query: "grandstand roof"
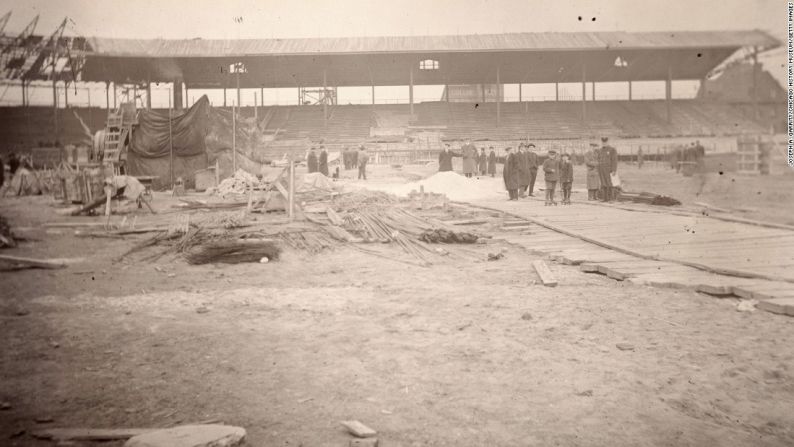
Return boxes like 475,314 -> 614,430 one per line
80,30 -> 779,88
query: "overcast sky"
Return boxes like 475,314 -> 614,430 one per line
0,0 -> 784,40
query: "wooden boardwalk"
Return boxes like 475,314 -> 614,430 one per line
469,199 -> 794,317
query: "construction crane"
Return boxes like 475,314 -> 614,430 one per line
0,11 -> 12,35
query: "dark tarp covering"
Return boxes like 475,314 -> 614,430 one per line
127,95 -> 273,190
127,96 -> 210,190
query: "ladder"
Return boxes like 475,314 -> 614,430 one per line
102,109 -> 128,174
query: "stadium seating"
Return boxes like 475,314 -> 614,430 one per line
0,99 -> 769,156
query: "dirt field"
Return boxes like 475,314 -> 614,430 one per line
1,163 -> 794,446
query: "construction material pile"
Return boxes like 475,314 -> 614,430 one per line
185,240 -> 280,265
419,228 -> 478,244
384,171 -> 502,202
211,169 -> 262,196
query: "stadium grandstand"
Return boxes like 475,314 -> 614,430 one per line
0,13 -> 783,161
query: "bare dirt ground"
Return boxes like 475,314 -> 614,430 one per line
1,163 -> 794,447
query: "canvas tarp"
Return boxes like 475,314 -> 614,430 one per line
127,96 -> 210,190
127,95 -> 271,190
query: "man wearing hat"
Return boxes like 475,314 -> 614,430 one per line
487,146 -> 497,177
502,147 -> 520,200
598,136 -> 618,202
438,143 -> 459,172
584,142 -> 601,200
319,146 -> 329,176
357,145 -> 369,180
307,147 -> 319,174
461,138 -> 478,178
478,147 -> 488,176
516,143 -> 530,197
526,143 -> 539,196
542,150 -> 560,205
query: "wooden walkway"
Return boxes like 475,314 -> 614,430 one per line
469,199 -> 794,317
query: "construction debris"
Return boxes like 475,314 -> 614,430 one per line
340,420 -> 377,438
418,228 -> 478,243
210,169 -> 262,196
0,254 -> 66,270
532,260 -> 558,287
617,191 -> 681,206
184,240 -> 280,265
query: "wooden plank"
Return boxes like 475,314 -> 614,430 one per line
756,298 -> 794,316
340,421 -> 377,438
0,255 -> 66,269
32,428 -> 154,441
533,260 -> 558,287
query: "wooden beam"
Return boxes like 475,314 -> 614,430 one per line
323,68 -> 328,126
409,67 -> 414,115
32,428 -> 154,442
496,65 -> 501,127
0,254 -> 66,269
532,260 -> 558,287
581,63 -> 586,123
666,64 -> 672,123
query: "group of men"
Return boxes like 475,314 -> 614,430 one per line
438,139 -> 497,177
306,146 -> 329,176
583,137 -> 619,202
501,142 -> 540,200
503,136 -> 619,204
669,140 -> 705,173
307,145 -> 369,180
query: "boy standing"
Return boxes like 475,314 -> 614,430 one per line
542,150 -> 559,206
559,153 -> 573,205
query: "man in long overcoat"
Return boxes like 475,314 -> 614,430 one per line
598,136 -> 618,202
584,142 -> 601,200
487,147 -> 496,177
516,144 -> 530,197
319,146 -> 329,176
438,143 -> 459,172
502,147 -> 520,200
461,139 -> 478,178
307,147 -> 319,173
526,143 -> 539,196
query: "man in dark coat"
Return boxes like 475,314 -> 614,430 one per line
598,136 -> 618,202
461,138 -> 478,178
307,147 -> 319,173
487,147 -> 496,177
0,155 -> 4,188
438,143 -> 459,172
319,146 -> 329,176
502,147 -> 520,200
478,148 -> 487,176
559,153 -> 573,205
516,144 -> 530,197
526,143 -> 539,196
584,143 -> 601,200
357,145 -> 368,180
8,152 -> 19,175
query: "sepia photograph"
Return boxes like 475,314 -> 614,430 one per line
0,0 -> 791,445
